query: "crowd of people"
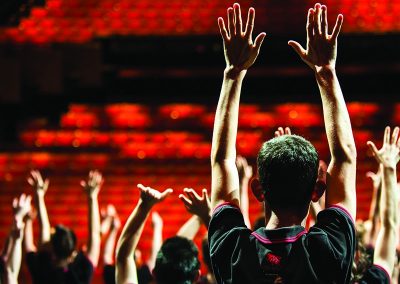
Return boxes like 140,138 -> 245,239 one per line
1,3 -> 400,284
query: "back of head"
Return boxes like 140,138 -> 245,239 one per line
51,225 -> 77,260
153,236 -> 200,284
257,135 -> 319,215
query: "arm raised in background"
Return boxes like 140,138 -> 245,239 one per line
28,170 -> 51,246
367,126 -> 400,278
178,188 -> 211,239
102,205 -> 121,266
289,4 -> 356,219
365,168 -> 382,246
23,209 -> 37,253
211,3 -> 266,209
236,156 -> 253,228
116,184 -> 172,284
147,212 -> 163,272
81,170 -> 103,267
5,194 -> 32,284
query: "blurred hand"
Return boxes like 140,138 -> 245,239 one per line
367,126 -> 400,169
81,170 -> 104,198
274,127 -> 292,138
137,184 -> 173,208
179,188 -> 211,221
27,170 -> 49,196
13,193 -> 32,224
236,156 -> 253,181
366,168 -> 382,190
288,3 -> 343,72
218,3 -> 266,74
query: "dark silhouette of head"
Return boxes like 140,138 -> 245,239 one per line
153,236 -> 200,284
51,225 -> 77,260
255,135 -> 319,216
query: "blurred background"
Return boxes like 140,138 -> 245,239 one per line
0,0 -> 399,283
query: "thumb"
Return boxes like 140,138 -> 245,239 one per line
253,33 -> 266,53
288,40 -> 306,58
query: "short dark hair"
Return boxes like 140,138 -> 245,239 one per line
257,135 -> 319,214
153,236 -> 200,284
51,225 -> 77,259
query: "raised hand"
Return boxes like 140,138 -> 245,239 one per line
218,3 -> 266,74
27,170 -> 49,196
81,170 -> 104,198
13,194 -> 32,224
274,127 -> 292,138
288,3 -> 343,71
366,168 -> 382,190
236,156 -> 253,181
138,184 -> 173,208
367,126 -> 400,169
179,188 -> 211,223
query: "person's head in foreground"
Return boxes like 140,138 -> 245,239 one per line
51,224 -> 77,261
251,128 -> 325,222
153,236 -> 200,284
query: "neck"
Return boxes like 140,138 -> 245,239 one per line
265,209 -> 306,229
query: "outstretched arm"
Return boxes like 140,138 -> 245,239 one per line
367,126 -> 400,278
289,4 -> 356,219
81,170 -> 103,267
23,211 -> 37,253
211,3 -> 266,210
365,168 -> 382,246
5,194 -> 32,284
116,184 -> 173,284
28,170 -> 51,246
176,216 -> 202,240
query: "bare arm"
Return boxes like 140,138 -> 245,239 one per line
365,169 -> 382,246
23,215 -> 37,253
81,170 -> 103,267
368,126 -> 400,278
147,212 -> 163,272
236,156 -> 252,228
211,3 -> 266,210
28,170 -> 51,246
289,4 -> 356,219
176,216 -> 202,240
103,205 -> 121,265
6,194 -> 32,284
115,184 -> 172,284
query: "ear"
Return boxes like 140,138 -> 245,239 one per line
250,178 -> 264,202
311,160 -> 327,202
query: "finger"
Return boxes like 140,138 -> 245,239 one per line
202,189 -> 210,201
285,127 -> 291,135
253,32 -> 266,53
12,197 -> 18,209
274,131 -> 280,137
331,14 -> 343,39
218,17 -> 229,41
160,188 -> 173,199
186,188 -> 201,201
365,171 -> 376,179
306,8 -> 315,40
80,181 -> 86,188
25,195 -> 32,206
384,126 -> 390,145
391,127 -> 399,145
27,177 -> 34,186
314,3 -> 322,35
367,141 -> 380,160
288,41 -> 306,58
227,7 -> 235,37
179,194 -> 192,207
44,179 -> 49,190
278,127 -> 284,136
244,7 -> 255,39
233,3 -> 242,35
19,193 -> 26,205
321,5 -> 328,37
